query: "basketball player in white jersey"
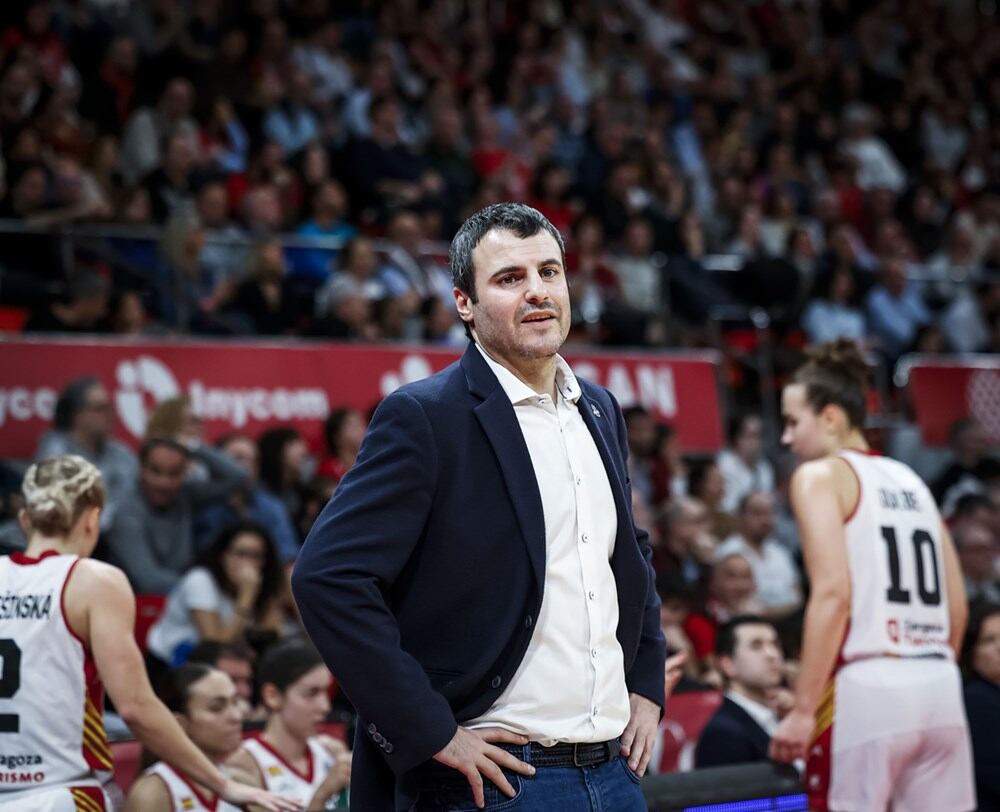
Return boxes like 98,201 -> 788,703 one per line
0,455 -> 300,812
769,340 -> 975,811
125,663 -> 260,811
228,640 -> 352,810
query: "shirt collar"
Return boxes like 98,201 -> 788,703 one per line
475,343 -> 581,405
725,689 -> 778,735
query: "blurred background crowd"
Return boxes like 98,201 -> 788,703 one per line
0,0 -> 999,805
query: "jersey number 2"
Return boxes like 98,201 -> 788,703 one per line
881,526 -> 941,606
0,638 -> 21,732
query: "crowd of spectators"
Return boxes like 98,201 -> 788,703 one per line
0,0 -> 997,368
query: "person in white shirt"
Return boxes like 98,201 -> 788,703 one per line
716,492 -> 802,618
717,414 -> 776,513
695,617 -> 784,767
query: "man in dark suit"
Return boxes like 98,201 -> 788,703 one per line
695,616 -> 784,768
291,203 -> 666,811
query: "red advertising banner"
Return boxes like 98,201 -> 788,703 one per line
0,338 -> 723,458
906,356 -> 1000,445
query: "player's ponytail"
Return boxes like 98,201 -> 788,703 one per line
21,455 -> 105,537
793,339 -> 868,429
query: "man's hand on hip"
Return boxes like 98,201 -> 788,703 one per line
433,726 -> 536,810
620,693 -> 660,776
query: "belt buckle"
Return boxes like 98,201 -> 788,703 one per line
572,742 -> 585,768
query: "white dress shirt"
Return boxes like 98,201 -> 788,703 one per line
465,345 -> 631,745
725,689 -> 778,736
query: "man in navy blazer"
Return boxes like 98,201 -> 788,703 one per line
292,203 -> 666,811
695,616 -> 783,768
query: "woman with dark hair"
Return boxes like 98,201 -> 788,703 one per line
146,521 -> 287,683
688,458 -> 734,541
317,408 -> 366,481
770,339 -> 973,811
125,665 -> 261,811
229,640 -> 352,808
258,426 -> 310,519
961,602 -> 1000,811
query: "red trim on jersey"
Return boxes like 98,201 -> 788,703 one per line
805,721 -> 834,811
252,734 -> 315,784
70,784 -> 108,811
148,771 -> 178,812
61,556 -> 88,648
9,549 -> 60,565
837,454 -> 863,524
173,766 -> 221,811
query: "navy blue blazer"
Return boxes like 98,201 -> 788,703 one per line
694,696 -> 772,769
291,343 -> 666,811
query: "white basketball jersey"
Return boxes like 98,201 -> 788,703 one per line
242,736 -> 335,803
0,551 -> 113,798
147,762 -> 242,812
838,450 -> 952,662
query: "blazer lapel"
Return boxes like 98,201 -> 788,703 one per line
463,346 -> 546,595
578,391 -> 630,542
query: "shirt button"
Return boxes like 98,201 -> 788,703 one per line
491,675 -> 502,688
581,533 -> 589,543
592,706 -> 599,716
575,476 -> 582,485
588,591 -> 595,600
591,648 -> 598,658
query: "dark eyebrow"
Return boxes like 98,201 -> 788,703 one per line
489,258 -> 563,280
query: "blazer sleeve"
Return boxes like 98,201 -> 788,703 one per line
609,390 -> 667,710
291,391 -> 457,774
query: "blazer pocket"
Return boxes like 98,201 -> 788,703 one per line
423,667 -> 462,690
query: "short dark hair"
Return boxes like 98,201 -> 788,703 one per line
160,663 -> 216,716
727,413 -> 760,445
952,493 -> 995,521
960,601 -> 1000,678
187,639 -> 255,668
139,435 -> 192,465
448,202 -> 565,302
54,376 -> 102,431
257,426 -> 301,492
258,639 -> 325,694
716,615 -> 775,658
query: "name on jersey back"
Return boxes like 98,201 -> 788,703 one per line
0,590 -> 53,621
878,488 -> 920,511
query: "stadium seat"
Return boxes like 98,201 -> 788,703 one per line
110,738 -> 143,794
657,690 -> 723,774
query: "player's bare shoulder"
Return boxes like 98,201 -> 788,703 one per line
790,455 -> 859,519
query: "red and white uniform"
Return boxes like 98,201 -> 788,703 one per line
806,451 -> 975,812
242,736 -> 335,804
0,551 -> 112,812
146,761 -> 242,812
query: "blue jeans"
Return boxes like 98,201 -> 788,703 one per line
409,744 -> 647,811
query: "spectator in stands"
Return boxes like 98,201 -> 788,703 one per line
258,426 -> 309,521
655,573 -> 696,671
694,616 -> 784,768
955,523 -> 1000,605
865,255 -> 931,362
348,96 -> 425,213
932,418 -> 1000,508
317,408 -> 366,482
35,376 -> 137,531
143,130 -> 200,223
227,238 -> 299,335
716,492 -> 802,619
610,217 -> 664,333
262,68 -> 321,158
24,270 -> 109,333
292,179 -> 357,285
123,664 -> 260,811
685,552 -> 762,666
187,639 -> 259,719
961,602 -> 1000,812
717,413 -> 776,513
145,520 -> 286,684
382,209 -> 452,305
688,459 -> 735,541
196,181 -> 246,293
941,280 -> 1000,356
196,433 -> 300,564
655,496 -> 716,593
623,406 -> 659,507
228,640 -> 352,808
801,266 -> 867,346
120,77 -> 198,184
105,435 -> 248,594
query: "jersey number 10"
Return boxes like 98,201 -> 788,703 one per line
881,526 -> 942,607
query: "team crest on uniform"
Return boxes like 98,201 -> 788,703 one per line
268,765 -> 283,776
181,797 -> 195,810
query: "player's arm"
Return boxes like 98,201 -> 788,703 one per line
68,562 -> 300,812
123,773 -> 172,812
770,459 -> 852,762
939,521 -> 969,658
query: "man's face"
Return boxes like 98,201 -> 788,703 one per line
735,416 -> 764,462
215,655 -> 254,705
958,524 -> 999,581
140,445 -> 188,509
712,554 -> 755,607
75,383 -> 114,441
198,185 -> 229,228
222,436 -> 258,484
672,500 -> 710,548
454,229 -> 570,366
740,493 -> 775,543
723,623 -> 783,692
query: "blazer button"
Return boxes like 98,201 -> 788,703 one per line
367,723 -> 377,735
524,615 -> 533,628
385,742 -> 394,754
374,732 -> 385,744
491,675 -> 502,688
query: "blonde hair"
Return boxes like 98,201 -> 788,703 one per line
22,455 -> 105,537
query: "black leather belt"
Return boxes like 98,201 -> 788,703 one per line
498,739 -> 621,768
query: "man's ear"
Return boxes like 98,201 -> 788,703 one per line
717,653 -> 736,682
453,287 -> 474,327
